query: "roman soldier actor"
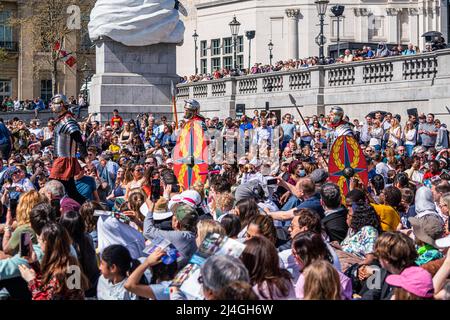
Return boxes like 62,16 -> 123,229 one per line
29,94 -> 87,204
183,99 -> 207,131
328,106 -> 353,143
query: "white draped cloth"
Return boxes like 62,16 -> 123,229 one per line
89,0 -> 185,46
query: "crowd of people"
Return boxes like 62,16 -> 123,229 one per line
0,99 -> 449,301
180,40 -> 446,83
1,94 -> 87,118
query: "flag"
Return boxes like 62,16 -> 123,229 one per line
53,41 -> 61,52
60,50 -> 77,67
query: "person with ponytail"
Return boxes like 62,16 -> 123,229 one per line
97,244 -> 141,300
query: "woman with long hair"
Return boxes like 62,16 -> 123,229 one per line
241,236 -> 295,300
106,167 -> 126,209
79,201 -> 105,248
403,120 -> 417,157
234,198 -> 260,239
119,122 -> 134,148
124,163 -> 145,200
245,215 -> 277,245
18,223 -> 89,300
303,260 -> 341,300
60,211 -> 100,298
332,202 -> 381,265
2,190 -> 47,256
292,231 -> 352,300
388,117 -> 402,148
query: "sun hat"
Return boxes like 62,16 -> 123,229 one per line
408,214 -> 444,247
152,197 -> 173,221
385,266 -> 434,298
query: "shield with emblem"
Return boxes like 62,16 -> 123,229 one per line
173,119 -> 209,190
328,135 -> 368,199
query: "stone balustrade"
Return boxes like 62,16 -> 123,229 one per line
176,49 -> 450,121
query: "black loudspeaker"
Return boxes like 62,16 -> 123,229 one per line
407,108 -> 418,118
265,102 -> 270,111
236,104 -> 245,118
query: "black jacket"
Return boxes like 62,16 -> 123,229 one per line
321,207 -> 348,243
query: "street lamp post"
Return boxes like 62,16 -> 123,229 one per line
229,16 -> 241,70
80,62 -> 92,102
245,30 -> 255,73
193,30 -> 199,75
315,0 -> 330,65
268,40 -> 274,66
331,5 -> 345,58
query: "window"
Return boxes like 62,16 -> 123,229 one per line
211,57 -> 221,73
0,11 -> 13,49
211,39 -> 220,56
223,56 -> 232,70
237,55 -> 244,70
0,80 -> 11,101
369,16 -> 384,39
40,80 -> 52,104
237,36 -> 244,53
223,37 -> 232,54
201,59 -> 207,74
200,40 -> 207,57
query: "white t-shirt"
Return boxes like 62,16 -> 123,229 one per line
300,124 -> 313,142
96,275 -> 137,300
30,128 -> 44,140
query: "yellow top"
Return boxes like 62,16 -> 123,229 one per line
108,144 -> 121,161
371,203 -> 401,232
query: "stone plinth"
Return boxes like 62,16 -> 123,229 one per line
89,37 -> 179,122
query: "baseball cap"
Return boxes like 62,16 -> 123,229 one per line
168,190 -> 202,210
436,234 -> 450,248
173,204 -> 198,222
386,266 -> 434,298
409,214 -> 444,247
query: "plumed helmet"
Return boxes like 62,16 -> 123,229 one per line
330,106 -> 344,125
184,99 -> 200,111
51,94 -> 69,107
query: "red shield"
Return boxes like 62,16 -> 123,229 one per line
328,135 -> 368,199
173,120 -> 209,190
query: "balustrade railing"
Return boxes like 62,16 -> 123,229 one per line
176,50 -> 450,101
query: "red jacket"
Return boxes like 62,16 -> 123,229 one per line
111,115 -> 123,128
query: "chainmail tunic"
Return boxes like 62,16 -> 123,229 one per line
53,114 -> 81,158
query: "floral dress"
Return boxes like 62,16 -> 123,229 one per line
340,226 -> 379,259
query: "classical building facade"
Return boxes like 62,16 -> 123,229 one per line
0,0 -> 95,103
176,0 -> 449,77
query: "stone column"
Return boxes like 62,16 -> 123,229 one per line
285,9 -> 300,60
386,8 -> 401,44
440,0 -> 448,43
408,8 -> 419,49
354,8 -> 371,43
17,0 -> 35,100
418,2 -> 427,50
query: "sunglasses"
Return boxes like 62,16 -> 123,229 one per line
135,168 -> 144,172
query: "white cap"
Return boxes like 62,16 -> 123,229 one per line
168,190 -> 202,210
436,235 -> 450,249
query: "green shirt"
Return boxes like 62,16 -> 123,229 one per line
7,224 -> 37,255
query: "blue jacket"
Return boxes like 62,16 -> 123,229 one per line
296,193 -> 324,218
